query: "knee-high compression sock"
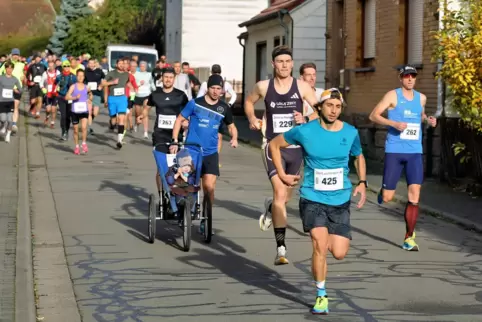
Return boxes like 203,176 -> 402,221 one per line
274,227 -> 286,248
404,201 -> 419,238
117,125 -> 125,142
315,280 -> 326,297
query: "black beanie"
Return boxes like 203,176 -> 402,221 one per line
207,74 -> 224,88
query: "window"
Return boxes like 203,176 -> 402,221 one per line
407,0 -> 424,64
356,0 -> 376,67
256,42 -> 267,82
274,36 -> 280,48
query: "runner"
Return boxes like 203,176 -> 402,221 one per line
369,65 -> 437,251
299,62 -> 324,115
102,58 -> 132,148
197,64 -> 237,165
269,88 -> 367,315
26,54 -> 46,119
148,67 -> 189,193
84,58 -> 105,135
40,61 -> 60,128
65,70 -> 92,154
172,61 -> 192,100
0,48 -> 26,133
0,61 -> 23,143
55,60 -> 77,141
170,74 -> 239,233
182,61 -> 201,97
127,60 -> 138,132
133,61 -> 155,135
244,45 -> 319,265
152,60 -> 164,88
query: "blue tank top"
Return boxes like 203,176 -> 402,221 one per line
385,88 -> 423,154
72,83 -> 88,102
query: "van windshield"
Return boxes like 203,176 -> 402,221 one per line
109,51 -> 157,72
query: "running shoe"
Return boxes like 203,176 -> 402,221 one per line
74,146 -> 80,155
81,143 -> 88,154
311,296 -> 329,315
11,124 -> 17,133
116,141 -> 123,149
377,188 -> 383,204
402,232 -> 419,251
259,197 -> 273,231
274,245 -> 289,265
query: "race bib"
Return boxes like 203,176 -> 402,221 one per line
113,87 -> 125,96
314,168 -> 344,191
68,100 -> 73,104
72,101 -> 88,113
47,84 -> 53,92
88,82 -> 97,91
2,89 -> 13,99
157,114 -> 176,129
272,114 -> 294,133
400,123 -> 420,141
33,76 -> 42,83
166,154 -> 176,167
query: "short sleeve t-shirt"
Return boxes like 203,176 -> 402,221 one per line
105,70 -> 130,96
181,96 -> 233,156
284,121 -> 362,206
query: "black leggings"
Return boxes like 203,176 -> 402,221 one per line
58,98 -> 72,133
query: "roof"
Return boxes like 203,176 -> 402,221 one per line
238,0 -> 306,28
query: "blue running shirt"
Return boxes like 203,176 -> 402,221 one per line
284,121 -> 362,206
181,96 -> 233,156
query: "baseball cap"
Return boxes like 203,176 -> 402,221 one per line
62,60 -> 71,67
11,48 -> 20,55
211,64 -> 222,74
319,88 -> 344,104
399,65 -> 418,76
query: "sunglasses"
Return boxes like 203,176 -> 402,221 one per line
402,73 -> 417,79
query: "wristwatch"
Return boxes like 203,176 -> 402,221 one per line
304,116 -> 310,123
358,180 -> 367,188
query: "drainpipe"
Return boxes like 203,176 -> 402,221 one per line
278,9 -> 290,46
238,36 -> 246,113
435,2 -> 445,117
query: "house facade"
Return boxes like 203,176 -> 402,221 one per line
325,0 -> 442,176
238,0 -> 327,110
163,0 -> 268,81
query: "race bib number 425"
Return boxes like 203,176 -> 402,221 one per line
400,123 -> 420,141
158,114 -> 176,129
314,168 -> 344,191
272,114 -> 294,133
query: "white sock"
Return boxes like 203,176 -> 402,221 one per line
117,133 -> 123,142
316,281 -> 325,289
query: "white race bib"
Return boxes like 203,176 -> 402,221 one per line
88,82 -> 97,91
33,76 -> 42,83
400,123 -> 420,141
272,114 -> 294,133
47,84 -> 53,92
166,154 -> 176,167
314,168 -> 344,191
72,101 -> 88,113
158,114 -> 176,129
113,87 -> 125,96
2,89 -> 13,99
68,100 -> 73,104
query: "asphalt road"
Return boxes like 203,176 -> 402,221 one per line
30,109 -> 482,322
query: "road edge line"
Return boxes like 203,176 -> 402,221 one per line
15,110 -> 36,322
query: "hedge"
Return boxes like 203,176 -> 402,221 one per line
0,35 -> 51,57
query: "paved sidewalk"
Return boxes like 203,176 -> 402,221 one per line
0,118 -> 20,321
229,116 -> 482,232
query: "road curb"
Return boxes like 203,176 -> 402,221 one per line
223,132 -> 482,234
15,111 -> 37,322
349,177 -> 482,234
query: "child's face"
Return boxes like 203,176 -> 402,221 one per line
180,165 -> 191,173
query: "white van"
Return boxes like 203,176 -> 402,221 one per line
106,44 -> 158,72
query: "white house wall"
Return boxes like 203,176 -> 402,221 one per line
290,0 -> 326,89
164,0 -> 182,62
181,0 -> 268,80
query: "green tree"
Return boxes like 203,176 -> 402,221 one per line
47,0 -> 92,54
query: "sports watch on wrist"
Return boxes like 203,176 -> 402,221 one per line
358,180 -> 367,188
304,116 -> 310,123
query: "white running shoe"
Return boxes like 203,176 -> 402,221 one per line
259,197 -> 273,231
5,131 -> 11,143
274,245 -> 289,265
0,125 -> 6,135
11,124 -> 18,133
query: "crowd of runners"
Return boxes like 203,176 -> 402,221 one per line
0,45 -> 438,315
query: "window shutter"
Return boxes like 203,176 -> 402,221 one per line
408,0 -> 424,64
363,0 -> 376,59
